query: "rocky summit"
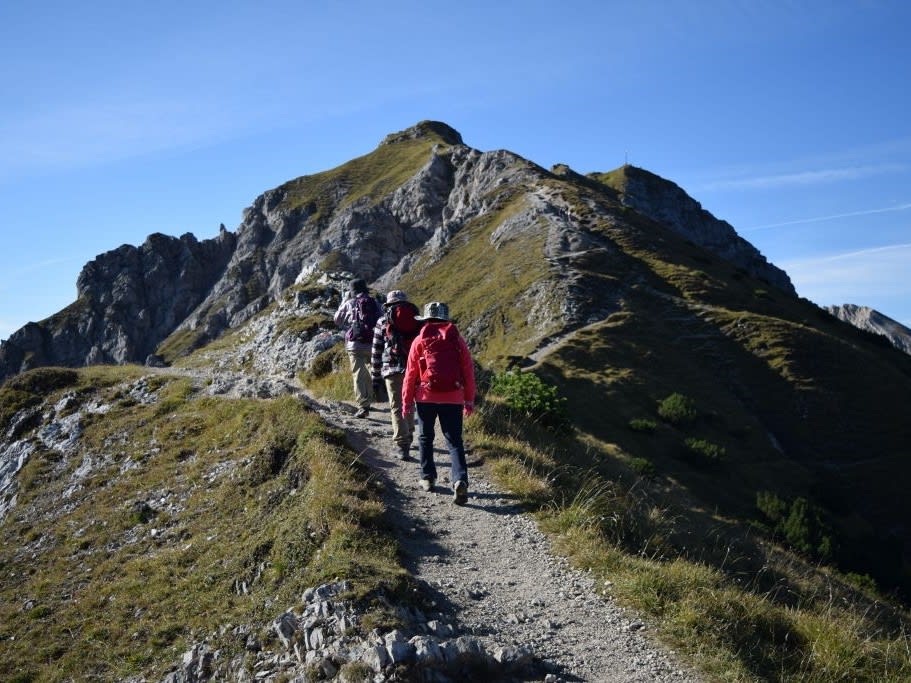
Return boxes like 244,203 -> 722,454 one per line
0,120 -> 793,379
2,121 -> 910,682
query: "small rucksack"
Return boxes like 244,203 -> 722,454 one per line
346,293 -> 381,344
417,322 -> 464,392
383,302 -> 421,372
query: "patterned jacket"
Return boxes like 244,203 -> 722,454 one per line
370,302 -> 421,380
370,315 -> 396,380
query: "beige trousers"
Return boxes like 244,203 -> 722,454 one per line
385,372 -> 414,449
346,349 -> 372,410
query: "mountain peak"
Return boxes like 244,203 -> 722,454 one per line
588,163 -> 678,195
380,120 -> 464,146
825,303 -> 911,355
587,164 -> 796,295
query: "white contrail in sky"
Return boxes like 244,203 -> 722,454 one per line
704,163 -> 906,192
794,242 -> 911,264
743,203 -> 911,231
782,243 -> 911,325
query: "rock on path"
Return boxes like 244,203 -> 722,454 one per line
315,399 -> 703,683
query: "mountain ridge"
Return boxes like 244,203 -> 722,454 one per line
0,121 -> 794,379
2,120 -> 910,681
4,123 -> 910,594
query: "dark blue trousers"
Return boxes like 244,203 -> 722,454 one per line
415,402 -> 468,486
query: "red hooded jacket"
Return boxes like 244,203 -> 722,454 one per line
401,322 -> 476,409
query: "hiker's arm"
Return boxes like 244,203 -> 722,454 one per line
333,300 -> 349,328
401,339 -> 421,416
370,320 -> 384,382
459,337 -> 476,405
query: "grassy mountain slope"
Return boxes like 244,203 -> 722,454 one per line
2,122 -> 909,681
0,367 -> 406,681
396,188 -> 557,361
279,131 -> 453,218
404,160 -> 911,595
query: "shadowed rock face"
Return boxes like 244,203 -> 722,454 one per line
825,304 -> 911,355
1,120 -> 793,381
585,165 -> 795,295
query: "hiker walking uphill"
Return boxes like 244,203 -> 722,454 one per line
370,290 -> 422,460
401,302 -> 476,505
334,278 -> 382,418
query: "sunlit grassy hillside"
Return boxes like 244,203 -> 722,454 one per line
0,367 -> 407,681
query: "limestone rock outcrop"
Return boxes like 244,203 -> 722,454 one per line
0,229 -> 235,379
825,303 -> 911,355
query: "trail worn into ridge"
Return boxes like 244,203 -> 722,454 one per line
309,396 -> 703,683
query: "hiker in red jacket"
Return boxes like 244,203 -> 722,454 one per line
401,302 -> 476,505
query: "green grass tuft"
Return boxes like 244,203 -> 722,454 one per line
628,418 -> 657,432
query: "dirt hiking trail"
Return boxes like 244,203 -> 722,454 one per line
311,395 -> 703,683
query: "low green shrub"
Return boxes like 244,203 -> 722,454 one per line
683,437 -> 725,463
756,492 -> 836,561
489,370 -> 569,431
657,393 -> 698,425
628,418 -> 657,432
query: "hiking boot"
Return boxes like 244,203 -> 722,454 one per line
355,408 -> 369,418
453,480 -> 468,505
396,446 -> 410,461
419,478 -> 435,492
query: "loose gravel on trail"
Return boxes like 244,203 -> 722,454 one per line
316,398 -> 703,683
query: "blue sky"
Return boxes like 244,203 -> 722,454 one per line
2,0 -> 909,340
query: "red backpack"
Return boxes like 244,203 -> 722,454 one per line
417,322 -> 464,392
383,302 -> 421,372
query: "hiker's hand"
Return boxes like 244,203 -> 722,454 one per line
463,402 -> 474,417
402,405 -> 414,420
